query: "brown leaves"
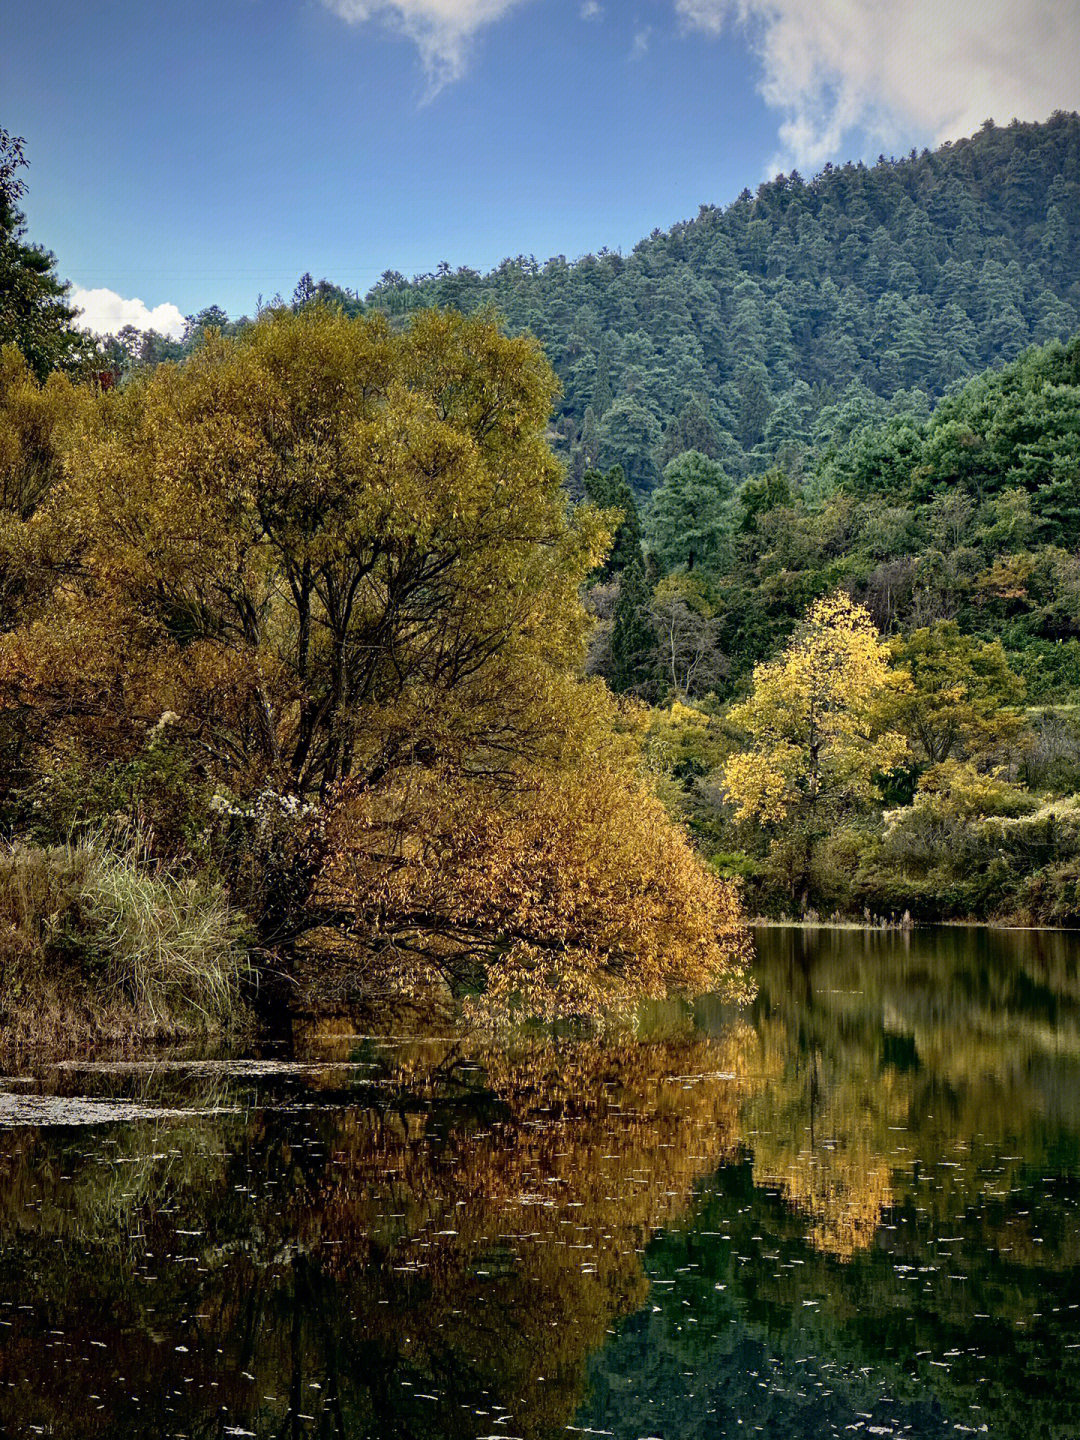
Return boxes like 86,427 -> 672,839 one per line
0,310 -> 751,1019
311,733 -> 751,1023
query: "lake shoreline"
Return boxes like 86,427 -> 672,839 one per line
752,916 -> 1080,933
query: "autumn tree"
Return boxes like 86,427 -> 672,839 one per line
0,345 -> 86,623
24,305 -> 604,802
314,733 -> 751,1023
0,305 -> 749,1018
722,594 -> 909,904
0,346 -> 92,818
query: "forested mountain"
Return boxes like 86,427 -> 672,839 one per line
362,113 -> 1080,492
128,115 -> 1080,497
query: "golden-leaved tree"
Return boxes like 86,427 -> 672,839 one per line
0,307 -> 748,1019
0,345 -> 87,623
722,593 -> 909,906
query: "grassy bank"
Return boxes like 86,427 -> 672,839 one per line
0,839 -> 253,1050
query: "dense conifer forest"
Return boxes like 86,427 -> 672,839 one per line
365,112 -> 1080,491
123,115 -> 1080,494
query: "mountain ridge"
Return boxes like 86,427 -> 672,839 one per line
355,113 -> 1080,492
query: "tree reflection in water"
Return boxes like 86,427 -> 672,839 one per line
0,1027 -> 758,1438
1,925 -> 1079,1438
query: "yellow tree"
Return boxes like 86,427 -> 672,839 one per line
0,344 -> 86,625
37,304 -> 607,798
0,346 -> 93,813
312,727 -> 752,1023
722,593 -> 909,904
0,306 -> 750,1017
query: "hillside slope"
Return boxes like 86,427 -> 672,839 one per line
365,114 -> 1080,492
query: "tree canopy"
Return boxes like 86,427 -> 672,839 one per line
723,593 -> 908,830
0,307 -> 748,1022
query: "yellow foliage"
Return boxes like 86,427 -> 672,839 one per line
6,305 -> 610,796
0,346 -> 88,624
909,758 -> 1032,818
314,729 -> 752,1023
0,309 -> 750,1018
643,698 -> 729,776
723,592 -> 909,826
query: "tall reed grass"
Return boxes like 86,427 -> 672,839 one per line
0,837 -> 252,1047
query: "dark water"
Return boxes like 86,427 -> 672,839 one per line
2,927 -> 1080,1439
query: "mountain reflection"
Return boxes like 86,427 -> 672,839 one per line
1,926 -> 1080,1438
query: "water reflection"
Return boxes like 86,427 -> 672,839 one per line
0,1031 -> 756,1438
0,926 -> 1078,1438
582,927 -> 1080,1439
744,925 -> 1080,1260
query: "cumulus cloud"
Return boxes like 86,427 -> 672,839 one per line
71,286 -> 186,339
675,0 -> 1080,171
322,0 -> 527,91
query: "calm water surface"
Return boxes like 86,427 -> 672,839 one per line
2,926 -> 1079,1438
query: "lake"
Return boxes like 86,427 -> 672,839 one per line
1,925 -> 1079,1438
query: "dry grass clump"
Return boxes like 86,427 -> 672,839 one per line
0,838 -> 251,1049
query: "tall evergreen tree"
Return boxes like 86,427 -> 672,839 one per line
0,129 -> 91,379
583,464 -> 642,579
610,561 -> 655,695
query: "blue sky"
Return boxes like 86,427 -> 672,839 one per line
6,0 -> 1079,334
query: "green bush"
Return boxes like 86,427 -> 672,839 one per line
1011,860 -> 1080,926
18,732 -> 214,858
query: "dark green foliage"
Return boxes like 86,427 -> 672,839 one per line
363,115 -> 1080,493
795,335 -> 1080,684
582,464 -> 641,578
606,335 -> 1080,697
645,451 -> 731,573
96,325 -> 185,378
609,561 -> 655,695
0,129 -> 93,380
636,332 -> 1080,922
17,734 -> 211,861
292,272 -> 365,317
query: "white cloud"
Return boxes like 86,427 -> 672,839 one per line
71,286 -> 186,339
580,1 -> 603,19
631,22 -> 652,57
675,0 -> 1080,171
322,0 -> 526,91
